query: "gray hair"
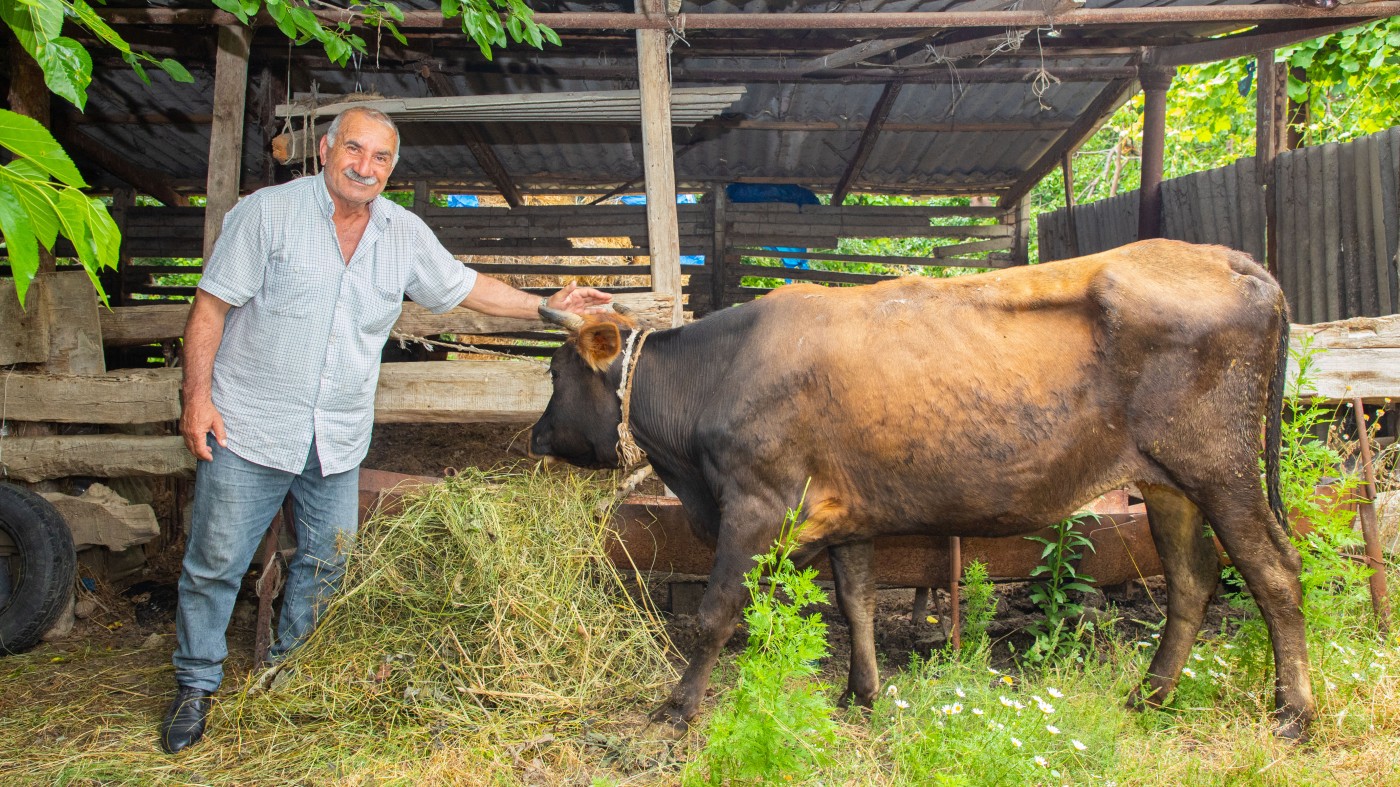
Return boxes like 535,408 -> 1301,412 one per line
324,106 -> 400,167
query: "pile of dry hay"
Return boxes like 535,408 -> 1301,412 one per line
227,468 -> 678,730
0,468 -> 681,783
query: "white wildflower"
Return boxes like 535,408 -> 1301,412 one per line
1034,755 -> 1049,767
886,684 -> 899,697
1010,736 -> 1023,748
1047,687 -> 1064,698
1046,724 -> 1060,735
895,699 -> 910,710
1072,739 -> 1087,751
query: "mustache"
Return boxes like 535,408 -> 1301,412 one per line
342,167 -> 379,187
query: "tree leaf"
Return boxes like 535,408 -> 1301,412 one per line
0,177 -> 41,307
39,37 -> 94,109
0,109 -> 87,187
3,164 -> 61,249
158,58 -> 194,84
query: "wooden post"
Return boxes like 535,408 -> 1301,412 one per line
636,0 -> 683,327
1061,152 -> 1081,259
1007,199 -> 1032,265
948,536 -> 962,651
1286,66 -> 1309,151
1353,398 -> 1391,633
104,188 -> 136,308
413,181 -> 430,216
1256,51 -> 1287,276
203,24 -> 254,259
1137,65 -> 1174,241
709,186 -> 728,315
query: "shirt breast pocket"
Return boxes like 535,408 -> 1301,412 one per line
362,282 -> 404,335
259,257 -> 322,317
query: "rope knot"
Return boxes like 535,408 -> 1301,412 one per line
615,328 -> 652,468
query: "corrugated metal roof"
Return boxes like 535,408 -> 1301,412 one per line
65,0 -> 1390,200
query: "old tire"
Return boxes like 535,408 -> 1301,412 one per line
0,483 -> 76,655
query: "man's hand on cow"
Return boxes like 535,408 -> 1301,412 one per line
180,397 -> 228,462
548,282 -> 612,315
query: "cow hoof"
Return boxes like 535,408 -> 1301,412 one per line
646,704 -> 692,736
1124,686 -> 1164,712
1273,715 -> 1311,743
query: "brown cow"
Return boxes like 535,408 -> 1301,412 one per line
531,239 -> 1312,739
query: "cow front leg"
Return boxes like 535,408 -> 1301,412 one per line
649,538 -> 760,731
828,540 -> 878,707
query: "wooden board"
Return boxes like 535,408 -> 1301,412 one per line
99,292 -> 677,347
0,277 -> 49,364
0,435 -> 193,482
0,368 -> 182,424
1291,315 -> 1400,403
374,360 -> 550,423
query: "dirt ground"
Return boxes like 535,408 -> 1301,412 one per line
50,422 -> 1209,700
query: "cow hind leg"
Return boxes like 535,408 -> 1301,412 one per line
828,540 -> 878,707
1127,485 -> 1220,711
1194,484 -> 1314,739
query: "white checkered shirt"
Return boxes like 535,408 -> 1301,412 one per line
198,173 -> 477,475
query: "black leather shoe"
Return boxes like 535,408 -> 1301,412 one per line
159,685 -> 213,754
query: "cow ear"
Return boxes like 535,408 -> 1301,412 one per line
577,321 -> 623,372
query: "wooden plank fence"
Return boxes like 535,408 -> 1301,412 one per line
1039,126 -> 1400,322
21,198 -> 1029,325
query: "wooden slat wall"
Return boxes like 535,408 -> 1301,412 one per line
1040,126 -> 1400,323
1038,192 -> 1138,262
82,200 -> 1025,319
1276,127 -> 1400,323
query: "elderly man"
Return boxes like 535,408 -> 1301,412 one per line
161,106 -> 611,753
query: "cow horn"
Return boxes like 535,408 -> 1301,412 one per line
612,302 -> 635,317
539,303 -> 584,331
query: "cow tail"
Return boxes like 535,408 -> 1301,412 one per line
1265,306 -> 1290,535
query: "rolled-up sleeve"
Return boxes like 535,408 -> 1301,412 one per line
403,219 -> 477,314
199,193 -> 268,307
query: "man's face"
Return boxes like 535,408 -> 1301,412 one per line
319,111 -> 397,208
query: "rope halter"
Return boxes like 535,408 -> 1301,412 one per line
614,327 -> 652,468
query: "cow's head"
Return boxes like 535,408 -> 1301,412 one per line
529,304 -> 638,469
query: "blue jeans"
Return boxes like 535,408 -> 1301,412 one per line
172,438 -> 359,692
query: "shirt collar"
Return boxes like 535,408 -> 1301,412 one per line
312,171 -> 391,229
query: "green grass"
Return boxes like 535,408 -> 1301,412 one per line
1,470 -> 1395,785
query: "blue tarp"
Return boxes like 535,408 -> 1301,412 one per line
619,194 -> 704,264
446,194 -> 478,208
724,184 -> 818,269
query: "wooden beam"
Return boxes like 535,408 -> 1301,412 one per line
832,83 -> 902,205
374,360 -> 549,423
51,119 -> 188,208
711,118 -> 1076,133
422,69 -> 523,208
1146,19 -> 1379,68
203,24 -> 253,259
636,0 -> 683,327
710,186 -> 728,314
0,436 -> 194,483
96,5 -> 1400,30
98,292 -> 677,346
998,78 -> 1137,208
0,369 -> 181,423
1256,51 -> 1287,276
1290,315 -> 1400,403
794,29 -> 943,74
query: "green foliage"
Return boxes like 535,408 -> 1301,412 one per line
958,560 -> 998,657
1283,19 -> 1400,142
0,0 -> 191,110
1021,513 -> 1098,664
686,507 -> 837,785
214,0 -> 557,63
0,110 -> 119,306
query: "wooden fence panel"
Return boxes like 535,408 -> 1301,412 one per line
1274,127 -> 1400,322
1042,127 -> 1400,321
